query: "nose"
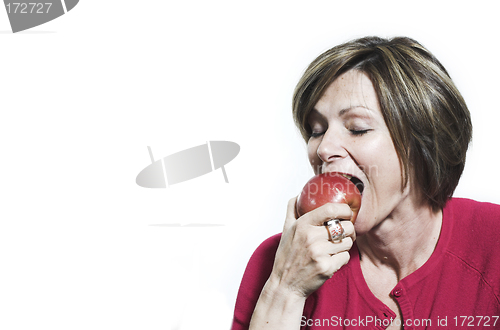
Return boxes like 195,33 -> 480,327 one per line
316,130 -> 348,163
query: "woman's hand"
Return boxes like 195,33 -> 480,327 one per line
267,196 -> 355,298
248,197 -> 356,329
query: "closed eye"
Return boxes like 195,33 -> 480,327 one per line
350,129 -> 370,136
310,131 -> 325,138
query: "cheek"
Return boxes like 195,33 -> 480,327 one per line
307,140 -> 322,173
365,139 -> 403,195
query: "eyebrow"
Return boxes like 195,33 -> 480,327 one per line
311,105 -> 372,118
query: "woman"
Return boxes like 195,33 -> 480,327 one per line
231,36 -> 500,329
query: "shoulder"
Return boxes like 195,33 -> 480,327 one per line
238,233 -> 281,283
445,197 -> 500,245
444,197 -> 500,235
444,198 -> 500,299
232,234 -> 281,329
250,233 -> 282,262
445,197 -> 500,219
240,233 -> 282,285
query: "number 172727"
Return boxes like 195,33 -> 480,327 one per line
453,316 -> 499,327
6,3 -> 52,14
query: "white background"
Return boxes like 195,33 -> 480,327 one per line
0,1 -> 499,329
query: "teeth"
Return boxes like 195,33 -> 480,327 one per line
341,173 -> 364,195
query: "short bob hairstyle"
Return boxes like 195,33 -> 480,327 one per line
293,36 -> 472,211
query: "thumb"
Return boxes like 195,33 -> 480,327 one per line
283,197 -> 298,232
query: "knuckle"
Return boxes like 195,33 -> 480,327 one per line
284,220 -> 298,236
295,218 -> 308,233
308,243 -> 323,259
315,259 -> 331,277
323,203 -> 338,217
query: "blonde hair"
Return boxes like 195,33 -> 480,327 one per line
293,36 -> 472,210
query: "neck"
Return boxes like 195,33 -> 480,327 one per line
356,198 -> 443,281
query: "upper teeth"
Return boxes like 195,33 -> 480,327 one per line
341,174 -> 352,179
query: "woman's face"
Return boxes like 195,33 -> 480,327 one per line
307,70 -> 410,234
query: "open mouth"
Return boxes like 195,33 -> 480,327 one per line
340,173 -> 364,195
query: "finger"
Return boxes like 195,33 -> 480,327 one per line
339,220 -> 356,241
327,236 -> 353,255
329,251 -> 351,274
316,251 -> 351,278
302,202 -> 353,226
283,197 -> 298,232
298,218 -> 356,249
312,236 -> 353,256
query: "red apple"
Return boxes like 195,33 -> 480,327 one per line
296,172 -> 362,223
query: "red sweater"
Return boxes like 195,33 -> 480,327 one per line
232,198 -> 500,329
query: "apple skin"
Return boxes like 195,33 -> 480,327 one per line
296,172 -> 362,223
